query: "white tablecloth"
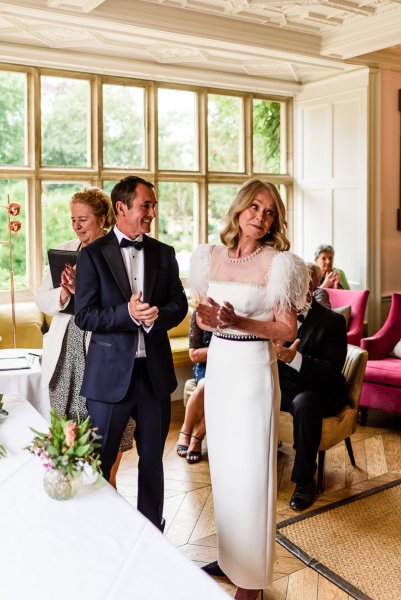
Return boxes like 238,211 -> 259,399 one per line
0,349 -> 50,419
0,395 -> 228,600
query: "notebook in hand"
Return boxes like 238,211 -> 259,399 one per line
47,249 -> 79,315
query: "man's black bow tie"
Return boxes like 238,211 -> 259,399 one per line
297,313 -> 305,324
120,238 -> 143,250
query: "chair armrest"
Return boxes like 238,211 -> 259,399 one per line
361,333 -> 392,360
361,293 -> 401,359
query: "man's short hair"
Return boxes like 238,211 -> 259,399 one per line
314,244 -> 334,261
111,176 -> 154,213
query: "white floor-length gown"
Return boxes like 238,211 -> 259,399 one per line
190,244 -> 308,590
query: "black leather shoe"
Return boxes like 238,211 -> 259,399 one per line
201,561 -> 226,577
289,480 -> 316,511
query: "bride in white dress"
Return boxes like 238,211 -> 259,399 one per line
190,179 -> 309,600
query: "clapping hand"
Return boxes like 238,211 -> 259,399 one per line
217,301 -> 238,329
196,297 -> 221,329
321,270 -> 340,289
129,291 -> 159,327
60,263 -> 76,305
197,298 -> 238,330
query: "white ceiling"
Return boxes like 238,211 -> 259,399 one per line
1,0 -> 401,93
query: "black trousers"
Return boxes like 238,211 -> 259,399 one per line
86,359 -> 171,530
281,390 -> 346,485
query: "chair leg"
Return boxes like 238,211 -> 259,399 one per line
358,406 -> 368,426
317,450 -> 325,494
345,437 -> 356,466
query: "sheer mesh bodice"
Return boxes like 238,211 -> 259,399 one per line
209,244 -> 276,286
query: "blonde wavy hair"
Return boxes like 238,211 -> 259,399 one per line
220,178 -> 290,251
70,187 -> 116,229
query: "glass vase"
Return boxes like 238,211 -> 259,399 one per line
43,468 -> 82,500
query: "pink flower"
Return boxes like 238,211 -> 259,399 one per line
64,422 -> 77,448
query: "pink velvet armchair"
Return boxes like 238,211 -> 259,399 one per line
326,288 -> 370,346
359,292 -> 401,424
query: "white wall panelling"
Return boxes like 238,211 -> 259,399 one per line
294,72 -> 369,290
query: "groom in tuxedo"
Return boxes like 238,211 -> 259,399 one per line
75,176 -> 188,530
274,266 -> 348,510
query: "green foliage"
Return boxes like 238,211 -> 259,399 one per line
158,182 -> 194,251
208,184 -> 238,244
253,100 -> 281,173
208,94 -> 242,172
26,408 -> 102,477
158,90 -> 196,170
103,84 -> 144,167
41,77 -> 89,167
0,71 -> 26,165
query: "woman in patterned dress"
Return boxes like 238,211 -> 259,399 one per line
190,179 -> 309,600
36,187 -> 134,487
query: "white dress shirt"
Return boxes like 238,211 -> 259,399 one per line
287,308 -> 310,372
114,225 -> 151,358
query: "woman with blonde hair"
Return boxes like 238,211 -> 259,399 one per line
36,187 -> 133,485
191,178 -> 309,599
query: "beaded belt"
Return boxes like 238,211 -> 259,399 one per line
213,331 -> 268,342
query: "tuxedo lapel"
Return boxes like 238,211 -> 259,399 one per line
101,231 -> 132,302
143,236 -> 159,303
297,300 -> 322,352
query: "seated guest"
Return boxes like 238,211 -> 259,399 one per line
306,262 -> 331,309
35,187 -> 134,487
273,265 -> 348,510
177,310 -> 212,464
314,244 -> 350,289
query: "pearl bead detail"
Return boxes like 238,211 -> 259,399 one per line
225,245 -> 263,264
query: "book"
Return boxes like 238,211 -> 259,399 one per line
47,249 -> 79,315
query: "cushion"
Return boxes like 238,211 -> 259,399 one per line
333,305 -> 352,327
167,308 -> 193,339
0,302 -> 44,349
389,339 -> 401,359
364,359 -> 401,387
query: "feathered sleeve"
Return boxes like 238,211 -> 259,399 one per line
190,243 -> 212,301
265,251 -> 310,313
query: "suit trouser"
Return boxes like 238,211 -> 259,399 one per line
281,390 -> 346,485
86,358 -> 171,530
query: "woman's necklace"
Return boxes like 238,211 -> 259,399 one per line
225,245 -> 263,264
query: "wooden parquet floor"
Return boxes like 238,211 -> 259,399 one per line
116,401 -> 401,600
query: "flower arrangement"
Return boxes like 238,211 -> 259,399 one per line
26,408 -> 102,477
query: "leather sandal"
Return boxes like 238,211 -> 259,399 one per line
177,431 -> 190,457
186,434 -> 203,464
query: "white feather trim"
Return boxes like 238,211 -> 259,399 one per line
265,251 -> 310,313
190,244 -> 212,300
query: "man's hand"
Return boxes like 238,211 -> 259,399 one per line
129,291 -> 159,327
272,338 -> 301,364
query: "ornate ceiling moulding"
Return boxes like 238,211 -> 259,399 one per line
46,0 -> 107,12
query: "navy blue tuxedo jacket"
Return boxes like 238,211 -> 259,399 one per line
74,230 -> 188,403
